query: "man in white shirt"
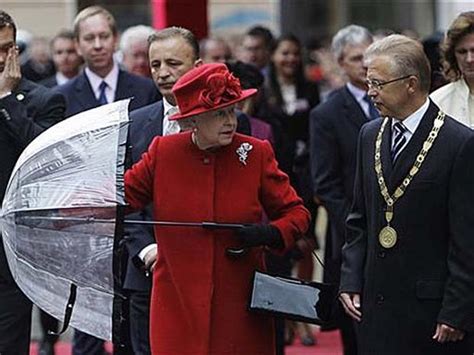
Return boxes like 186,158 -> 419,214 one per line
56,6 -> 158,118
339,34 -> 474,355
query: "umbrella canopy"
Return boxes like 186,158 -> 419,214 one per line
0,99 -> 130,341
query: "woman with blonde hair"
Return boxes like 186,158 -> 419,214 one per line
431,11 -> 474,126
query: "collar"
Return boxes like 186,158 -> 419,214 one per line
55,72 -> 72,86
455,77 -> 471,100
163,97 -> 177,116
85,61 -> 119,93
346,82 -> 367,102
392,98 -> 430,134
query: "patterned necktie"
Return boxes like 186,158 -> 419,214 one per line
98,81 -> 108,105
165,107 -> 180,136
363,94 -> 379,120
391,121 -> 407,161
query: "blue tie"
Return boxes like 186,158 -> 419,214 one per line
98,81 -> 108,105
391,122 -> 407,161
363,94 -> 379,120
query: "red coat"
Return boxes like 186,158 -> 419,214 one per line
125,132 -> 310,355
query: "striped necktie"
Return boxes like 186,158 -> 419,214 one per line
391,121 -> 407,161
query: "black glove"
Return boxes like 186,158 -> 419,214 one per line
237,224 -> 284,249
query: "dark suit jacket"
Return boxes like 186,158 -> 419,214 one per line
56,69 -> 159,117
124,101 -> 164,291
39,75 -> 58,88
0,78 -> 65,283
123,102 -> 252,291
310,86 -> 369,269
340,101 -> 474,354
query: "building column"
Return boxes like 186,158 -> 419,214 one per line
151,0 -> 208,39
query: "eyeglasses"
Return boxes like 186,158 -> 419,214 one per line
366,75 -> 414,91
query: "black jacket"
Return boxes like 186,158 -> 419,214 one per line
341,101 -> 474,354
56,69 -> 160,117
310,86 -> 369,266
0,78 -> 65,283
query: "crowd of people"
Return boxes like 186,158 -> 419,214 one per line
0,4 -> 473,355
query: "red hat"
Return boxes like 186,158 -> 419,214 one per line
170,63 -> 257,120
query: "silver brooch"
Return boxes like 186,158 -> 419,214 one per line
236,142 -> 253,165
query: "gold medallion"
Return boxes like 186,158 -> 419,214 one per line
379,226 -> 397,248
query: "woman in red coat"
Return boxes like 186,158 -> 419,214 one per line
125,63 -> 310,355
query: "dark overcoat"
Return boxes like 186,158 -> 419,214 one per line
0,78 -> 65,353
340,101 -> 474,354
310,86 -> 369,273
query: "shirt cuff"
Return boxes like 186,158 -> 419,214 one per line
138,243 -> 157,261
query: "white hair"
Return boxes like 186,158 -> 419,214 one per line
120,25 -> 155,53
331,24 -> 373,60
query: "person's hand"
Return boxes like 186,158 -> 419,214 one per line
237,224 -> 283,249
0,46 -> 21,96
143,245 -> 158,271
432,323 -> 465,343
339,292 -> 362,322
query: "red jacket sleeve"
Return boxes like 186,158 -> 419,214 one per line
124,136 -> 160,212
259,140 -> 311,250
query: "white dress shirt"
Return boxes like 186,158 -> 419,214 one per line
391,98 -> 429,158
85,62 -> 119,104
55,72 -> 72,86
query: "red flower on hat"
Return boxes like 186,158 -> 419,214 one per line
199,71 -> 242,108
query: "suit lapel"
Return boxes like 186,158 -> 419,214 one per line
342,87 -> 368,129
115,70 -> 133,102
74,72 -> 99,110
147,101 -> 164,137
389,101 -> 438,190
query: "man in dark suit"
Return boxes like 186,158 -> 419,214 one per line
41,30 -> 82,88
309,25 -> 374,355
56,6 -> 159,119
0,10 -> 66,355
339,35 -> 474,355
54,6 -> 159,355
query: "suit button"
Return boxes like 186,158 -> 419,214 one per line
378,251 -> 386,258
376,294 -> 384,305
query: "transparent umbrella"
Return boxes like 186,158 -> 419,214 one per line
0,99 -> 131,342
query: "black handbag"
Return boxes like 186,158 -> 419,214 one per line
219,222 -> 337,325
248,270 -> 337,325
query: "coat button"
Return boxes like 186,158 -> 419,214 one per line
376,294 -> 384,305
203,157 -> 210,164
378,251 -> 386,258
